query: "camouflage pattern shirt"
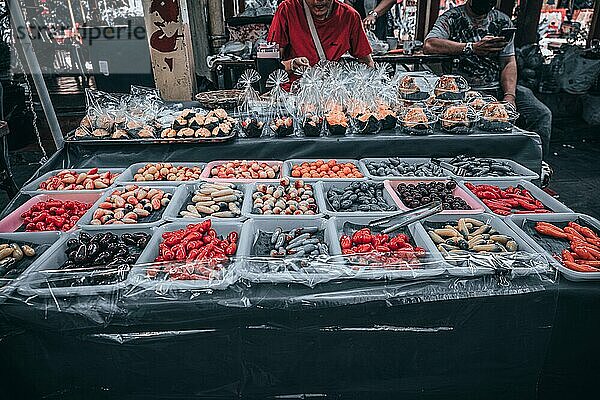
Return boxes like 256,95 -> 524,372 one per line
426,5 -> 515,89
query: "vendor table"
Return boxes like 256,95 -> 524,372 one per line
0,127 -> 573,399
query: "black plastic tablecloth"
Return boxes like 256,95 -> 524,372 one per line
1,278 -> 599,399
2,130 -> 594,400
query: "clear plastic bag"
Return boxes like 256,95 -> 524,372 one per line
294,67 -> 325,137
264,70 -> 294,138
235,69 -> 267,138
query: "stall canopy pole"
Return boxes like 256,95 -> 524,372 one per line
8,0 -> 64,150
207,0 -> 226,53
587,0 -> 600,46
416,0 -> 440,41
515,0 -> 543,47
498,0 -> 516,17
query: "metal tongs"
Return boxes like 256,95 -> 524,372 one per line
431,158 -> 466,177
368,201 -> 443,234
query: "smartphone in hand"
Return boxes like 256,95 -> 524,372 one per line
500,27 -> 517,42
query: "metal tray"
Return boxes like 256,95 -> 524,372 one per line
21,168 -> 124,194
458,179 -> 573,216
77,185 -> 176,230
505,213 -> 600,281
237,217 -> 347,284
385,179 -> 484,214
0,192 -> 103,233
130,220 -> 243,290
416,213 -> 550,277
115,162 -> 207,186
64,133 -> 236,145
282,159 -> 368,181
314,180 -> 399,217
0,231 -> 61,296
438,157 -> 539,181
241,181 -> 323,219
328,216 -> 446,280
359,157 -> 451,181
201,160 -> 284,182
17,227 -> 155,298
162,181 -> 248,223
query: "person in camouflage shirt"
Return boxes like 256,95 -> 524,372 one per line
424,0 -> 552,165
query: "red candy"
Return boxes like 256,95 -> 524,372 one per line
20,199 -> 91,232
150,220 -> 239,280
339,228 -> 426,268
38,168 -> 118,191
464,183 -> 550,216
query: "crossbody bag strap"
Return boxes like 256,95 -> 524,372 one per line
302,0 -> 327,61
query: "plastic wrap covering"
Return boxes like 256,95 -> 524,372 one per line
0,213 -> 556,318
73,88 -> 171,140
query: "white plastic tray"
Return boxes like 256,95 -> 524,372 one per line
21,168 -> 124,194
237,217 -> 347,284
18,227 -> 155,297
241,181 -> 323,219
416,213 -> 550,277
115,162 -> 206,185
282,159 -> 368,181
505,213 -> 600,281
385,179 -> 484,214
130,220 -> 243,290
314,180 -> 399,217
458,179 -> 573,215
77,185 -> 175,230
201,160 -> 283,182
359,158 -> 451,181
439,157 -> 539,181
162,181 -> 248,223
328,216 -> 447,280
0,231 -> 61,295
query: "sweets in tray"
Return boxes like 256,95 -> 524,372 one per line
4,155 -> 574,289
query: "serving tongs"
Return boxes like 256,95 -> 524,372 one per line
347,200 -> 443,234
431,158 -> 466,177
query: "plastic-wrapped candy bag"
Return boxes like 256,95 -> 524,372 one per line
294,66 -> 325,137
369,63 -> 398,130
76,89 -> 123,139
344,63 -> 381,135
265,69 -> 294,138
235,69 -> 266,138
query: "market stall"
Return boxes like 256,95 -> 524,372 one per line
0,64 -> 598,399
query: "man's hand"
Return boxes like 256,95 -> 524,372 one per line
363,14 -> 377,31
473,36 -> 508,56
503,93 -> 516,107
283,57 -> 310,73
291,57 -> 310,73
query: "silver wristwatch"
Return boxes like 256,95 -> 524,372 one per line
463,42 -> 474,54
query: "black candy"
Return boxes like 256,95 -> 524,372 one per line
327,181 -> 397,212
395,181 -> 471,211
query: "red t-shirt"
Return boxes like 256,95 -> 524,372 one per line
267,0 -> 372,67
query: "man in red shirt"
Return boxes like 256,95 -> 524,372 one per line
267,0 -> 374,80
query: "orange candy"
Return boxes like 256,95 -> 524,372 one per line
289,160 -> 362,179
